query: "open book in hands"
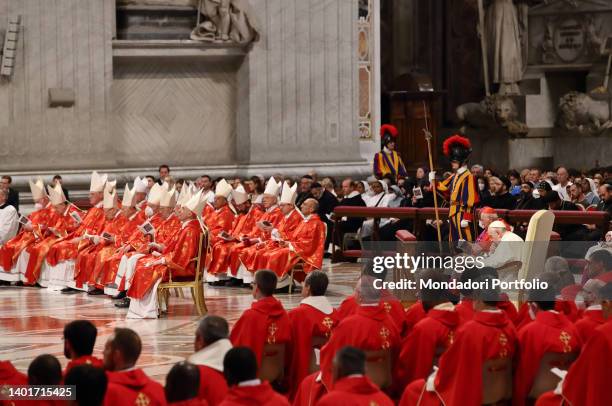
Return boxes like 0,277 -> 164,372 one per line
70,211 -> 83,225
218,231 -> 236,242
19,215 -> 31,227
101,232 -> 114,242
138,221 -> 155,236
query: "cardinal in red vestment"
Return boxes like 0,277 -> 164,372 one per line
237,182 -> 301,273
400,276 -> 517,406
126,190 -> 205,318
219,347 -> 290,406
0,360 -> 27,386
102,327 -> 167,406
249,199 -> 325,283
404,301 -> 427,334
189,315 -> 232,406
513,288 -> 582,406
165,361 -> 210,406
0,179 -> 53,273
575,304 -> 605,343
535,282 -> 612,406
203,179 -> 236,249
224,177 -> 285,282
205,185 -> 263,278
22,185 -> 81,285
46,172 -> 109,270
287,271 -> 338,399
396,270 -> 460,390
317,346 -> 393,406
319,276 -> 401,391
230,270 -> 291,366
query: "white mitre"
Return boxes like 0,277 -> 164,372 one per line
263,176 -> 281,196
279,181 -> 298,205
90,171 -> 108,193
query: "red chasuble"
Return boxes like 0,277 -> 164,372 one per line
219,381 -> 290,406
206,205 -> 264,276
197,365 -> 228,406
239,209 -> 303,273
513,310 -> 581,406
74,213 -> 129,288
229,296 -> 291,365
292,372 -> 327,406
399,310 -> 517,406
316,375 -> 394,406
204,204 -> 236,248
396,306 -> 460,388
127,219 -> 201,299
22,206 -> 81,284
169,399 -> 209,406
46,206 -> 106,266
0,204 -> 56,270
574,307 -> 605,343
404,301 -> 427,334
104,369 -> 167,406
540,320 -> 612,406
287,299 -> 339,398
455,295 -> 518,325
64,355 -> 104,375
0,360 -> 27,385
336,293 -> 407,337
227,207 -> 285,275
319,304 -> 401,390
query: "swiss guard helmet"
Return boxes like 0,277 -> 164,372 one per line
442,134 -> 472,165
380,124 -> 398,150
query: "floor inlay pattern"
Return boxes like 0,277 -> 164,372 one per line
0,261 -> 360,382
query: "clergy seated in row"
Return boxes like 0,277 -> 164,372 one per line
103,327 -> 166,405
399,275 -> 517,406
316,346 -> 393,406
0,188 -> 18,247
123,189 -> 206,318
536,282 -> 612,406
241,198 -> 326,292
165,362 -> 208,406
395,269 -> 459,390
108,182 -> 182,305
189,315 -> 232,406
287,271 -> 339,399
229,270 -> 291,384
233,181 -> 303,288
215,177 -> 285,285
0,179 -> 53,281
513,285 -> 582,406
63,320 -> 103,375
319,274 -> 401,394
204,184 -> 263,285
574,280 -> 607,342
220,347 -> 290,406
46,171 -> 109,293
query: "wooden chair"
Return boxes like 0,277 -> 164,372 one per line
528,352 -> 578,400
364,349 -> 392,390
259,343 -> 285,384
482,358 -> 512,404
157,232 -> 208,316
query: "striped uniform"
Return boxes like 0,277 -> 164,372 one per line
373,149 -> 408,181
436,168 -> 479,242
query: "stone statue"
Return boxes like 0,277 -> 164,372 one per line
456,95 -> 529,136
191,0 -> 259,44
485,0 -> 524,95
558,91 -> 612,134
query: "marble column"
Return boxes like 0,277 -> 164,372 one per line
237,0 -> 366,167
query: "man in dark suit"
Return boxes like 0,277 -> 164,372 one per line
310,182 -> 338,254
295,175 -> 314,208
482,176 -> 516,210
333,179 -> 366,250
1,176 -> 19,212
157,164 -> 170,185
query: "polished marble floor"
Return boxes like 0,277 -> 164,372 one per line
0,261 -> 359,382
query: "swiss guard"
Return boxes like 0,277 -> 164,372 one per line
430,134 -> 479,242
373,124 -> 408,181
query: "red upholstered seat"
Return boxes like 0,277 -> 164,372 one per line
395,230 -> 416,242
